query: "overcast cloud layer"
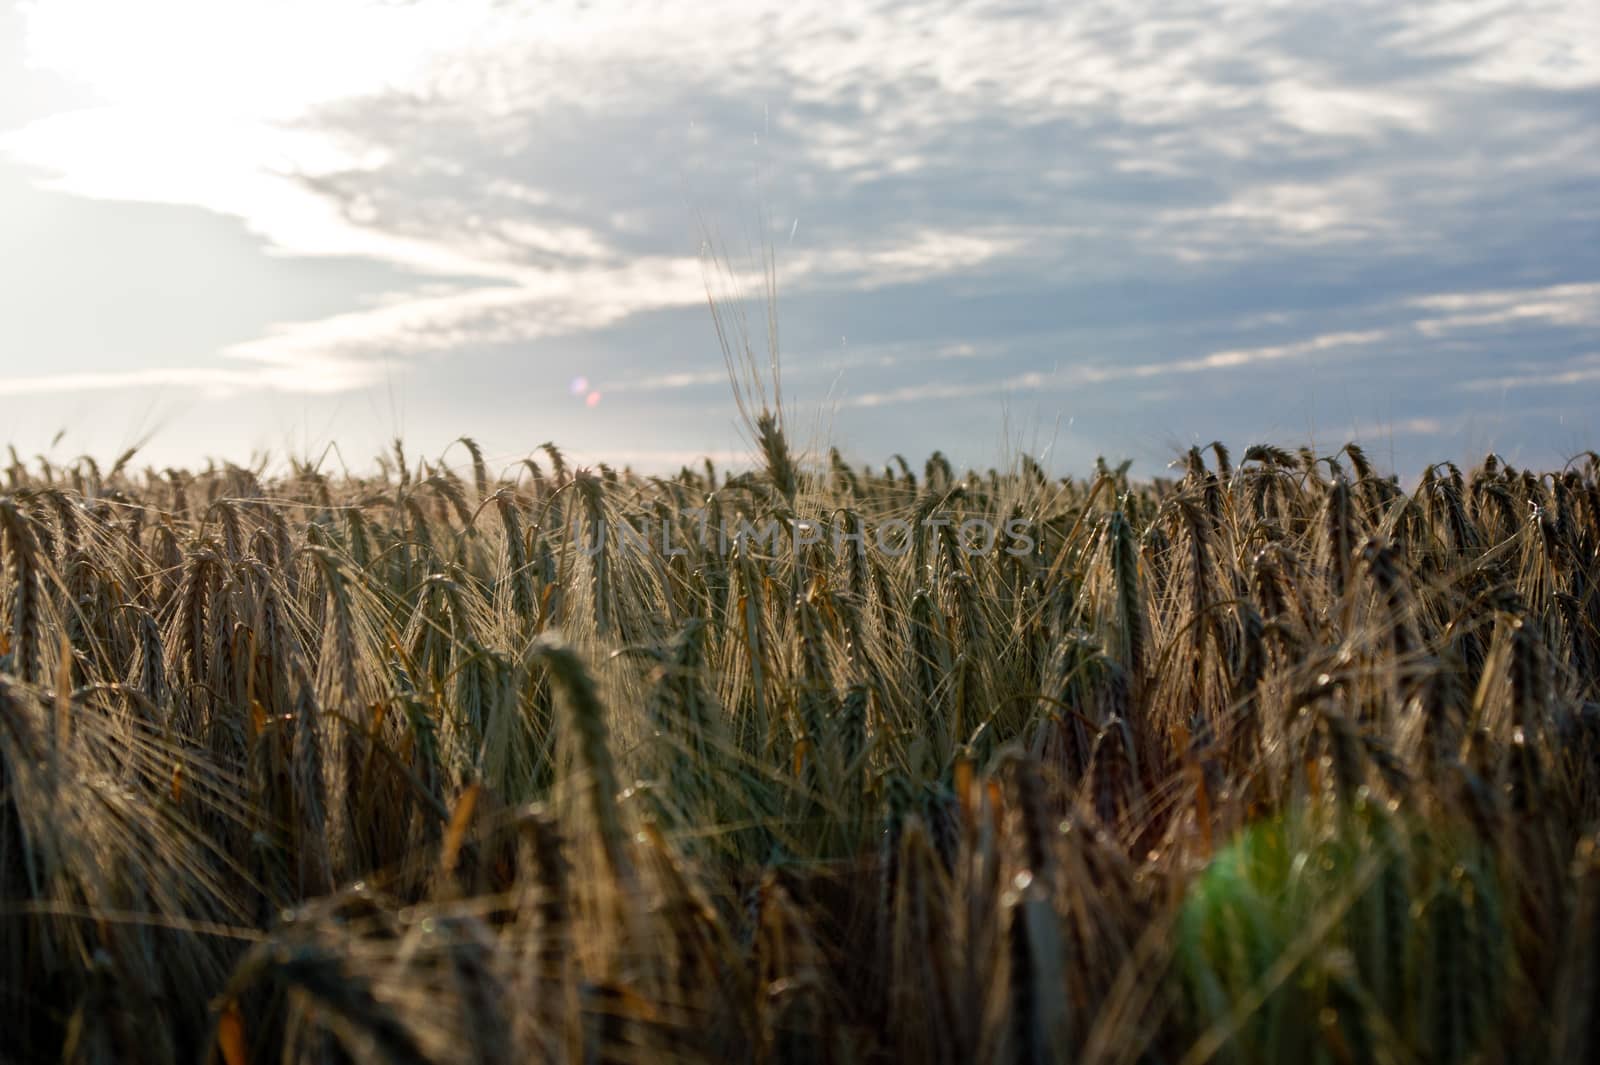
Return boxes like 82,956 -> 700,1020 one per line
1,0 -> 1598,475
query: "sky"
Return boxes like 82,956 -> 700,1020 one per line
1,0 -> 1598,479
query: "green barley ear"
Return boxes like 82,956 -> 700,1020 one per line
1321,476 -> 1357,600
793,592 -> 837,798
427,471 -> 474,531
534,442 -> 566,490
572,471 -> 612,634
755,410 -> 798,506
124,603 -> 166,709
457,435 -> 490,502
909,589 -> 954,765
1361,538 -> 1412,660
1085,716 -> 1141,837
1208,441 -> 1232,478
841,508 -> 870,603
528,634 -> 634,893
494,491 -> 535,624
643,618 -> 734,838
390,437 -> 410,489
1107,507 -> 1148,695
0,499 -> 42,684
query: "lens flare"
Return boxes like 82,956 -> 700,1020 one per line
586,390 -> 602,408
569,375 -> 589,396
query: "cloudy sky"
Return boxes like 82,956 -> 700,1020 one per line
1,0 -> 1597,477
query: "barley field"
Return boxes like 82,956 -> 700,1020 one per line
3,419 -> 1599,1062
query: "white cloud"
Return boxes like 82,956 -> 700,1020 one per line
1407,282 -> 1600,335
1385,1 -> 1600,90
842,328 -> 1395,408
1153,178 -> 1393,257
2,106 -> 526,279
12,0 -> 1594,286
0,363 -> 355,399
1458,353 -> 1600,391
1390,416 -> 1445,436
1155,330 -> 1391,375
217,257 -> 708,372
1267,82 -> 1437,140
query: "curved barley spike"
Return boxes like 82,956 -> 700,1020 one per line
833,508 -> 868,605
1241,443 -> 1298,470
1341,441 -> 1374,484
1206,441 -> 1231,479
0,498 -> 43,683
755,410 -> 799,506
391,438 -> 411,489
528,634 -> 635,894
1361,538 -> 1412,663
794,593 -> 837,795
895,452 -> 920,490
494,491 -> 536,624
540,442 -> 569,486
1321,477 -> 1357,601
457,436 -> 490,503
207,499 -> 244,562
908,590 -> 953,765
1084,715 -> 1141,837
427,473 -> 475,531
572,472 -> 612,635
342,505 -> 373,571
121,602 -> 167,711
35,488 -> 81,565
518,457 -> 546,500
1106,508 -> 1148,700
1249,544 -> 1290,627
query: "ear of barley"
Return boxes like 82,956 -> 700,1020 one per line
0,499 -> 43,684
